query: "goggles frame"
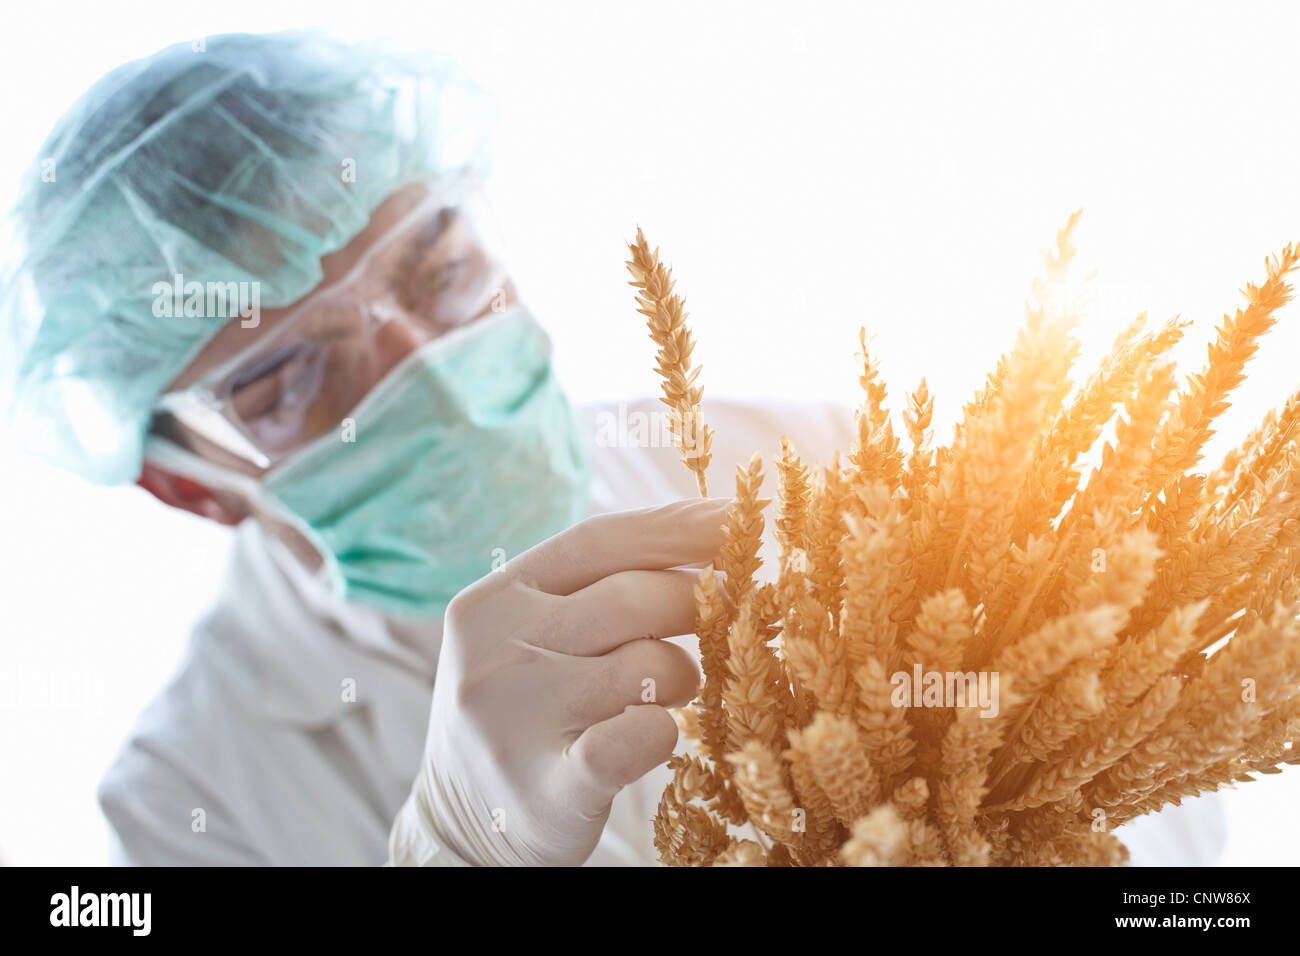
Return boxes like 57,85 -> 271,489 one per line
151,170 -> 503,472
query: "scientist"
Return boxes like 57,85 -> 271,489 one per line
1,31 -> 1220,866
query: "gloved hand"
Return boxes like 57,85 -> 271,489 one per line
388,497 -> 731,866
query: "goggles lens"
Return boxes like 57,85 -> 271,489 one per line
217,293 -> 380,459
154,181 -> 512,468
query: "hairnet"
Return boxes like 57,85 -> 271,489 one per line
0,31 -> 494,484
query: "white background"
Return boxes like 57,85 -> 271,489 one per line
1,0 -> 1299,864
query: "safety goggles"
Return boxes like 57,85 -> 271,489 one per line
151,174 -> 511,471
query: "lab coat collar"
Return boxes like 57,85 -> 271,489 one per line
196,521 -> 443,726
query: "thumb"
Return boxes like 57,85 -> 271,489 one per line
565,704 -> 679,817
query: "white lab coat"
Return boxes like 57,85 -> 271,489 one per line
99,397 -> 1223,866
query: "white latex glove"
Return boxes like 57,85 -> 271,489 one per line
388,497 -> 730,866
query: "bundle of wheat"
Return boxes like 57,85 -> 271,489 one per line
626,219 -> 1300,866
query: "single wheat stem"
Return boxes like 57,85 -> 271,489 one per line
626,227 -> 714,495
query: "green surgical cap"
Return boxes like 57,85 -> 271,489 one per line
0,31 -> 494,484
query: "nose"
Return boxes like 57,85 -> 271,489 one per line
372,310 -> 430,378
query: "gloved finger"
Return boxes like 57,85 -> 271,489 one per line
530,568 -> 699,655
564,638 -> 700,727
565,704 -> 679,814
502,498 -> 731,596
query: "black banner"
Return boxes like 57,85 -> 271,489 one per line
0,865 -> 1281,943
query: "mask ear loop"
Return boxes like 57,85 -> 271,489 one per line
142,434 -> 344,594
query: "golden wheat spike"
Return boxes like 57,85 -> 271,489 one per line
626,228 -> 713,496
630,222 -> 1300,866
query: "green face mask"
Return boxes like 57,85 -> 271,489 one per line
259,304 -> 590,617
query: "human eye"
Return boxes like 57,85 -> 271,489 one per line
229,342 -> 327,424
422,255 -> 469,294
401,244 -> 493,324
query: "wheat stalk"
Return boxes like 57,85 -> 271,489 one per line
626,228 -> 714,496
631,222 -> 1300,866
